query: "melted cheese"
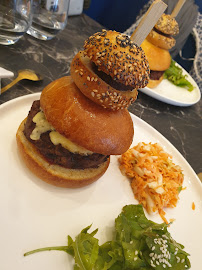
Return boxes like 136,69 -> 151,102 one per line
30,111 -> 93,155
49,131 -> 93,155
30,111 -> 54,140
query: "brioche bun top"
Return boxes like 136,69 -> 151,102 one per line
155,13 -> 179,36
83,29 -> 150,89
40,76 -> 134,155
141,39 -> 171,71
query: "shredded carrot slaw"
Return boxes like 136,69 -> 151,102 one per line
119,142 -> 184,223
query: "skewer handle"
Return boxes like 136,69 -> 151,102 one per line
130,0 -> 167,46
170,0 -> 186,18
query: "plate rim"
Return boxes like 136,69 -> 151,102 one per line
139,62 -> 201,106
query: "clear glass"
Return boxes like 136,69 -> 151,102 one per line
0,0 -> 33,45
27,0 -> 70,40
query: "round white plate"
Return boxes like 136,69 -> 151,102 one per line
0,93 -> 202,270
140,63 -> 201,106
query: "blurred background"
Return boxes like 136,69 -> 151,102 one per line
81,0 -> 201,86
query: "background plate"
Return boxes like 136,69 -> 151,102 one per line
140,63 -> 201,106
0,93 -> 202,269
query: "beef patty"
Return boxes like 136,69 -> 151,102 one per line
153,27 -> 172,38
150,70 -> 164,80
23,100 -> 109,169
92,62 -> 134,91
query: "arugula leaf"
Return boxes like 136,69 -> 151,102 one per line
95,241 -> 124,270
69,225 -> 99,270
24,205 -> 191,270
164,60 -> 194,92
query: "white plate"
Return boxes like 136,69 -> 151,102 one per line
139,63 -> 201,106
0,93 -> 202,270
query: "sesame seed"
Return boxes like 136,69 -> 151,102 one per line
87,76 -> 90,81
91,92 -> 95,97
176,257 -> 180,263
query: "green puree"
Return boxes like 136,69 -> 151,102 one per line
24,205 -> 191,270
164,60 -> 194,92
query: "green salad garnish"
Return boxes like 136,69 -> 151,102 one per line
164,60 -> 194,92
24,205 -> 191,269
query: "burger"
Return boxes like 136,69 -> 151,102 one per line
16,30 -> 150,188
141,39 -> 171,88
141,14 -> 179,88
146,13 -> 179,50
71,29 -> 150,110
16,76 -> 134,188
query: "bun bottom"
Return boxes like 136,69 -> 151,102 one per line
16,119 -> 110,188
146,30 -> 175,50
71,51 -> 138,111
147,75 -> 164,89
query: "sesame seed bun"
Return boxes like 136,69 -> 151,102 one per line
16,119 -> 110,188
155,14 -> 179,36
70,51 -> 138,110
83,29 -> 150,89
40,76 -> 134,155
141,39 -> 171,71
146,30 -> 176,50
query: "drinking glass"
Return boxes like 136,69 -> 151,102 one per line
0,0 -> 33,45
27,0 -> 70,40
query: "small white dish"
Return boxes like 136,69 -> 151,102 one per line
140,63 -> 201,106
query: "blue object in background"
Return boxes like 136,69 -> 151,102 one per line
84,0 -> 149,32
84,0 -> 201,32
